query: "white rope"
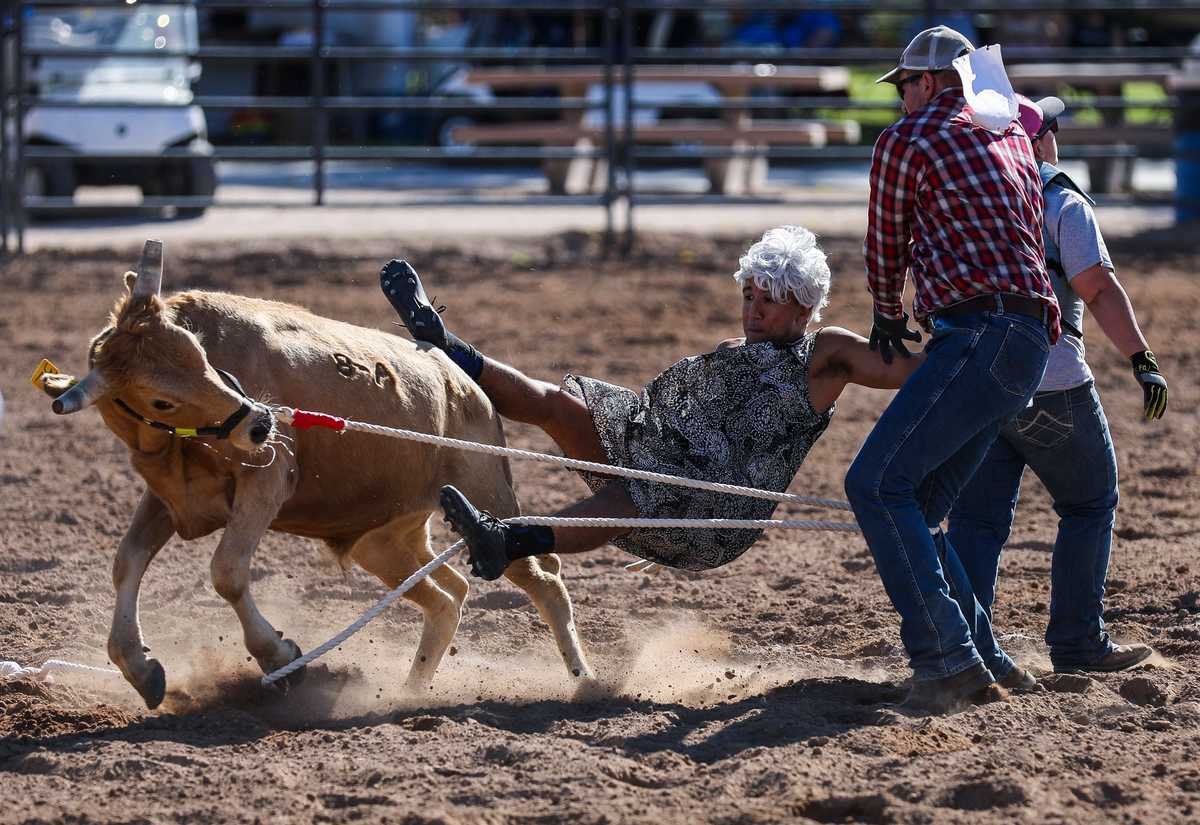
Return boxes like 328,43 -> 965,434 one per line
260,511 -> 856,683
258,409 -> 858,684
278,407 -> 853,513
11,413 -> 856,690
261,540 -> 464,686
1,659 -> 120,679
509,515 -> 860,531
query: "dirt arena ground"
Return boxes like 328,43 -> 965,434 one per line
1,231 -> 1198,824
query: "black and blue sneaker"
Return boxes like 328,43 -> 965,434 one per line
440,485 -> 512,581
380,259 -> 484,379
379,259 -> 448,347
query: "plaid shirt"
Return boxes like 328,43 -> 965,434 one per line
865,89 -> 1060,342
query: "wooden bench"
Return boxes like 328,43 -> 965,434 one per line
1008,62 -> 1176,192
456,64 -> 854,194
1045,123 -> 1173,191
451,119 -> 862,195
464,65 -> 852,97
1056,123 -> 1173,151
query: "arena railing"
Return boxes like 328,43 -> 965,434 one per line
0,0 -> 622,254
0,0 -> 1193,256
613,0 -> 1192,249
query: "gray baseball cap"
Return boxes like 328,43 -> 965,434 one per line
877,25 -> 976,85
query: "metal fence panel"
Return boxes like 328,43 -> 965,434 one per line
1,0 -> 1192,255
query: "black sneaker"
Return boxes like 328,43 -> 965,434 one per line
379,259 -> 447,348
1055,643 -> 1153,674
440,485 -> 511,581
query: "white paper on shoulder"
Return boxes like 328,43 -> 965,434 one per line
953,44 -> 1017,133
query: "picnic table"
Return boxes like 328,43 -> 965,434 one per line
456,65 -> 855,195
463,64 -> 851,100
1007,62 -> 1177,192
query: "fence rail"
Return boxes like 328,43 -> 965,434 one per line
1,0 -> 1193,255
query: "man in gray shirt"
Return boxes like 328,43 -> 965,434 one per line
947,95 -> 1169,675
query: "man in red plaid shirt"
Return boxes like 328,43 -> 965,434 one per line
844,25 -> 1061,712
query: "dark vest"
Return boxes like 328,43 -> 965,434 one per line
1039,161 -> 1092,339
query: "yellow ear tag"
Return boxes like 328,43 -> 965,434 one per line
30,358 -> 63,389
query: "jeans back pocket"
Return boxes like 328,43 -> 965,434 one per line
1012,391 -> 1074,449
989,319 -> 1050,397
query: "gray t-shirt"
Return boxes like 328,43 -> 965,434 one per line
1039,185 -> 1113,392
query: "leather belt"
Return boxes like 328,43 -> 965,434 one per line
930,293 -> 1050,330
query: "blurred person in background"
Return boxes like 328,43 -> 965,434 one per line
727,11 -> 842,49
904,13 -> 978,47
1071,12 -> 1114,49
845,25 -> 1058,712
947,94 -> 1168,676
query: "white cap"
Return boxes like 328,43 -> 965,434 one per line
877,25 -> 975,85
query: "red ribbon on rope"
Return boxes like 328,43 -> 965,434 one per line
289,409 -> 347,432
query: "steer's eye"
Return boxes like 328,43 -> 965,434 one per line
152,400 -> 175,411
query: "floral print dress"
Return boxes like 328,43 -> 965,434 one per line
561,331 -> 834,570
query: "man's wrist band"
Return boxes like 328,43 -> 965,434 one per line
1131,350 -> 1160,374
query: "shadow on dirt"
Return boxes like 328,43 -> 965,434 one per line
2,670 -> 905,771
482,676 -> 907,764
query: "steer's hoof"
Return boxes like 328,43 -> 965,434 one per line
571,675 -> 615,705
136,658 -> 167,710
273,639 -> 307,693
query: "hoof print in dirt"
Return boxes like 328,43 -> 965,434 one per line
1119,676 -> 1170,707
800,793 -> 890,823
1041,673 -> 1094,694
940,779 -> 1030,811
137,659 -> 167,710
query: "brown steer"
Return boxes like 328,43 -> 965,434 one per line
38,240 -> 592,708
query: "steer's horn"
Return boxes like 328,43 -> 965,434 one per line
51,371 -> 107,415
132,240 -> 164,298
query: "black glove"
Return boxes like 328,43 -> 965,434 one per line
1131,350 -> 1168,420
869,309 -> 923,364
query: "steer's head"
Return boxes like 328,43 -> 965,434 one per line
42,240 -> 276,455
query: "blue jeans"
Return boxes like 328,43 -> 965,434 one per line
947,381 -> 1118,670
845,310 -> 1050,681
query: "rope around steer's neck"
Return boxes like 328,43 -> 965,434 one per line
278,407 -> 853,513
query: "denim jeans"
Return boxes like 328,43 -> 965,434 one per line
947,380 -> 1118,670
845,310 -> 1050,681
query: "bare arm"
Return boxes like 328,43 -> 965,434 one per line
809,327 -> 924,410
1070,264 -> 1149,358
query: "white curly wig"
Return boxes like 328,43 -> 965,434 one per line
733,225 -> 831,322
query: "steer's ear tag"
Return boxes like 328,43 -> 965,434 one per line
29,358 -> 63,389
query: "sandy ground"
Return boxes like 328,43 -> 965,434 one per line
14,196 -> 1178,252
1,231 -> 1198,824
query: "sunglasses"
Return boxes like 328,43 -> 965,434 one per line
895,73 -> 925,94
1035,118 -> 1059,140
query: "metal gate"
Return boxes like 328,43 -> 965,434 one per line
1,0 -> 1192,256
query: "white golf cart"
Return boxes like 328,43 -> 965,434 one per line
21,3 -> 215,215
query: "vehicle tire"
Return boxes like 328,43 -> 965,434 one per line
177,156 -> 216,218
22,159 -> 76,218
157,156 -> 216,219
